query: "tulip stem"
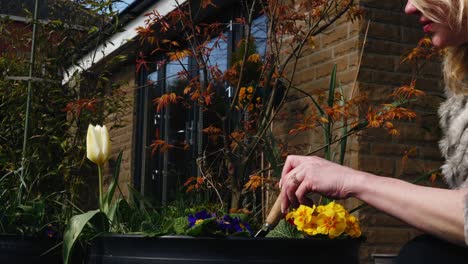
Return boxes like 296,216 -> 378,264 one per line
98,165 -> 103,212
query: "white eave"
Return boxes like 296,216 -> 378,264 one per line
63,0 -> 187,84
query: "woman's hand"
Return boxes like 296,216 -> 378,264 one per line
279,155 -> 362,213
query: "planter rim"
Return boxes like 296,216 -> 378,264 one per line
94,233 -> 364,243
0,234 -> 41,239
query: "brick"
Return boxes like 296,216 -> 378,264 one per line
398,123 -> 439,142
417,146 -> 443,161
371,71 -> 412,86
419,62 -> 442,78
365,39 -> 412,56
358,154 -> 396,176
394,158 -> 443,178
365,8 -> 403,26
308,48 -> 333,66
360,0 -> 405,11
361,53 -> 396,72
359,82 -> 396,101
337,69 -> 358,85
360,211 -> 408,227
333,36 -> 359,57
348,51 -> 360,68
294,67 -> 316,85
368,22 -> 401,42
314,56 -> 348,79
365,227 -> 413,244
321,24 -> 349,48
299,77 -> 330,95
370,142 -> 412,157
401,27 -> 424,44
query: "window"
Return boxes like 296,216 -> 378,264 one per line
135,7 -> 268,205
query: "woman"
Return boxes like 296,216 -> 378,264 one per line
280,0 -> 468,262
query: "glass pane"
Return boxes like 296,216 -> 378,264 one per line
166,57 -> 189,92
252,15 -> 268,57
206,34 -> 228,73
164,57 -> 191,202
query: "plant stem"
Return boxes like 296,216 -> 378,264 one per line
98,165 -> 103,212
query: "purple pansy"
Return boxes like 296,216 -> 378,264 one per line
217,215 -> 251,234
188,210 -> 214,227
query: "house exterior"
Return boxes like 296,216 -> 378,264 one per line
72,0 -> 445,263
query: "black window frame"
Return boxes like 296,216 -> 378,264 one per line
134,2 -> 268,205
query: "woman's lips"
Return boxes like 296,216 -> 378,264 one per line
423,23 -> 433,33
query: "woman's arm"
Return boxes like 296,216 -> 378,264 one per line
353,172 -> 467,246
280,155 -> 468,246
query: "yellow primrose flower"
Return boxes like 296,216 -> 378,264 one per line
287,201 -> 361,239
317,202 -> 346,218
292,205 -> 315,231
285,211 -> 295,221
345,214 -> 361,238
302,216 -> 319,236
247,86 -> 254,93
315,206 -> 347,239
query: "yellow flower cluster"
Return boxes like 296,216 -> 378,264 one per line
238,86 -> 261,111
285,202 -> 361,239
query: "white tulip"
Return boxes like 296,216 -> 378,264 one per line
86,124 -> 111,166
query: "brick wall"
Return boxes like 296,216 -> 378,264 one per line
104,64 -> 136,199
277,13 -> 361,170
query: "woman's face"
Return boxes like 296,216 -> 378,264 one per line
405,0 -> 468,47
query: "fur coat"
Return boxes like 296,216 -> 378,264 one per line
437,91 -> 468,245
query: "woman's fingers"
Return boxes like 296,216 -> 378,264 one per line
280,155 -> 302,188
281,167 -> 303,212
295,179 -> 313,205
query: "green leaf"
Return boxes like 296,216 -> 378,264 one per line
103,151 -> 123,214
325,64 -> 337,161
88,26 -> 99,35
339,83 -> 347,166
228,213 -> 249,222
327,64 -> 337,108
173,216 -> 189,234
107,198 -> 125,224
266,220 -> 303,238
186,218 -> 217,237
63,210 -> 108,264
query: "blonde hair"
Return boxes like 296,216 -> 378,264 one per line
411,0 -> 468,94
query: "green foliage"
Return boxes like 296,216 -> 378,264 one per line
0,0 -> 129,239
266,219 -> 304,239
172,217 -> 189,234
63,209 -> 108,264
186,218 -> 218,237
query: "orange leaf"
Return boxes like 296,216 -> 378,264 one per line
167,49 -> 192,61
247,53 -> 261,63
186,185 -> 195,193
196,177 -> 204,185
184,177 -> 195,187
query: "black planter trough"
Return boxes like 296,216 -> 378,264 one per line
0,234 -> 61,264
87,234 -> 361,264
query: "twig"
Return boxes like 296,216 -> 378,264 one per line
350,19 -> 371,99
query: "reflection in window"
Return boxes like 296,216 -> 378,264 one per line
252,15 -> 267,57
205,34 -> 228,73
166,58 -> 189,91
